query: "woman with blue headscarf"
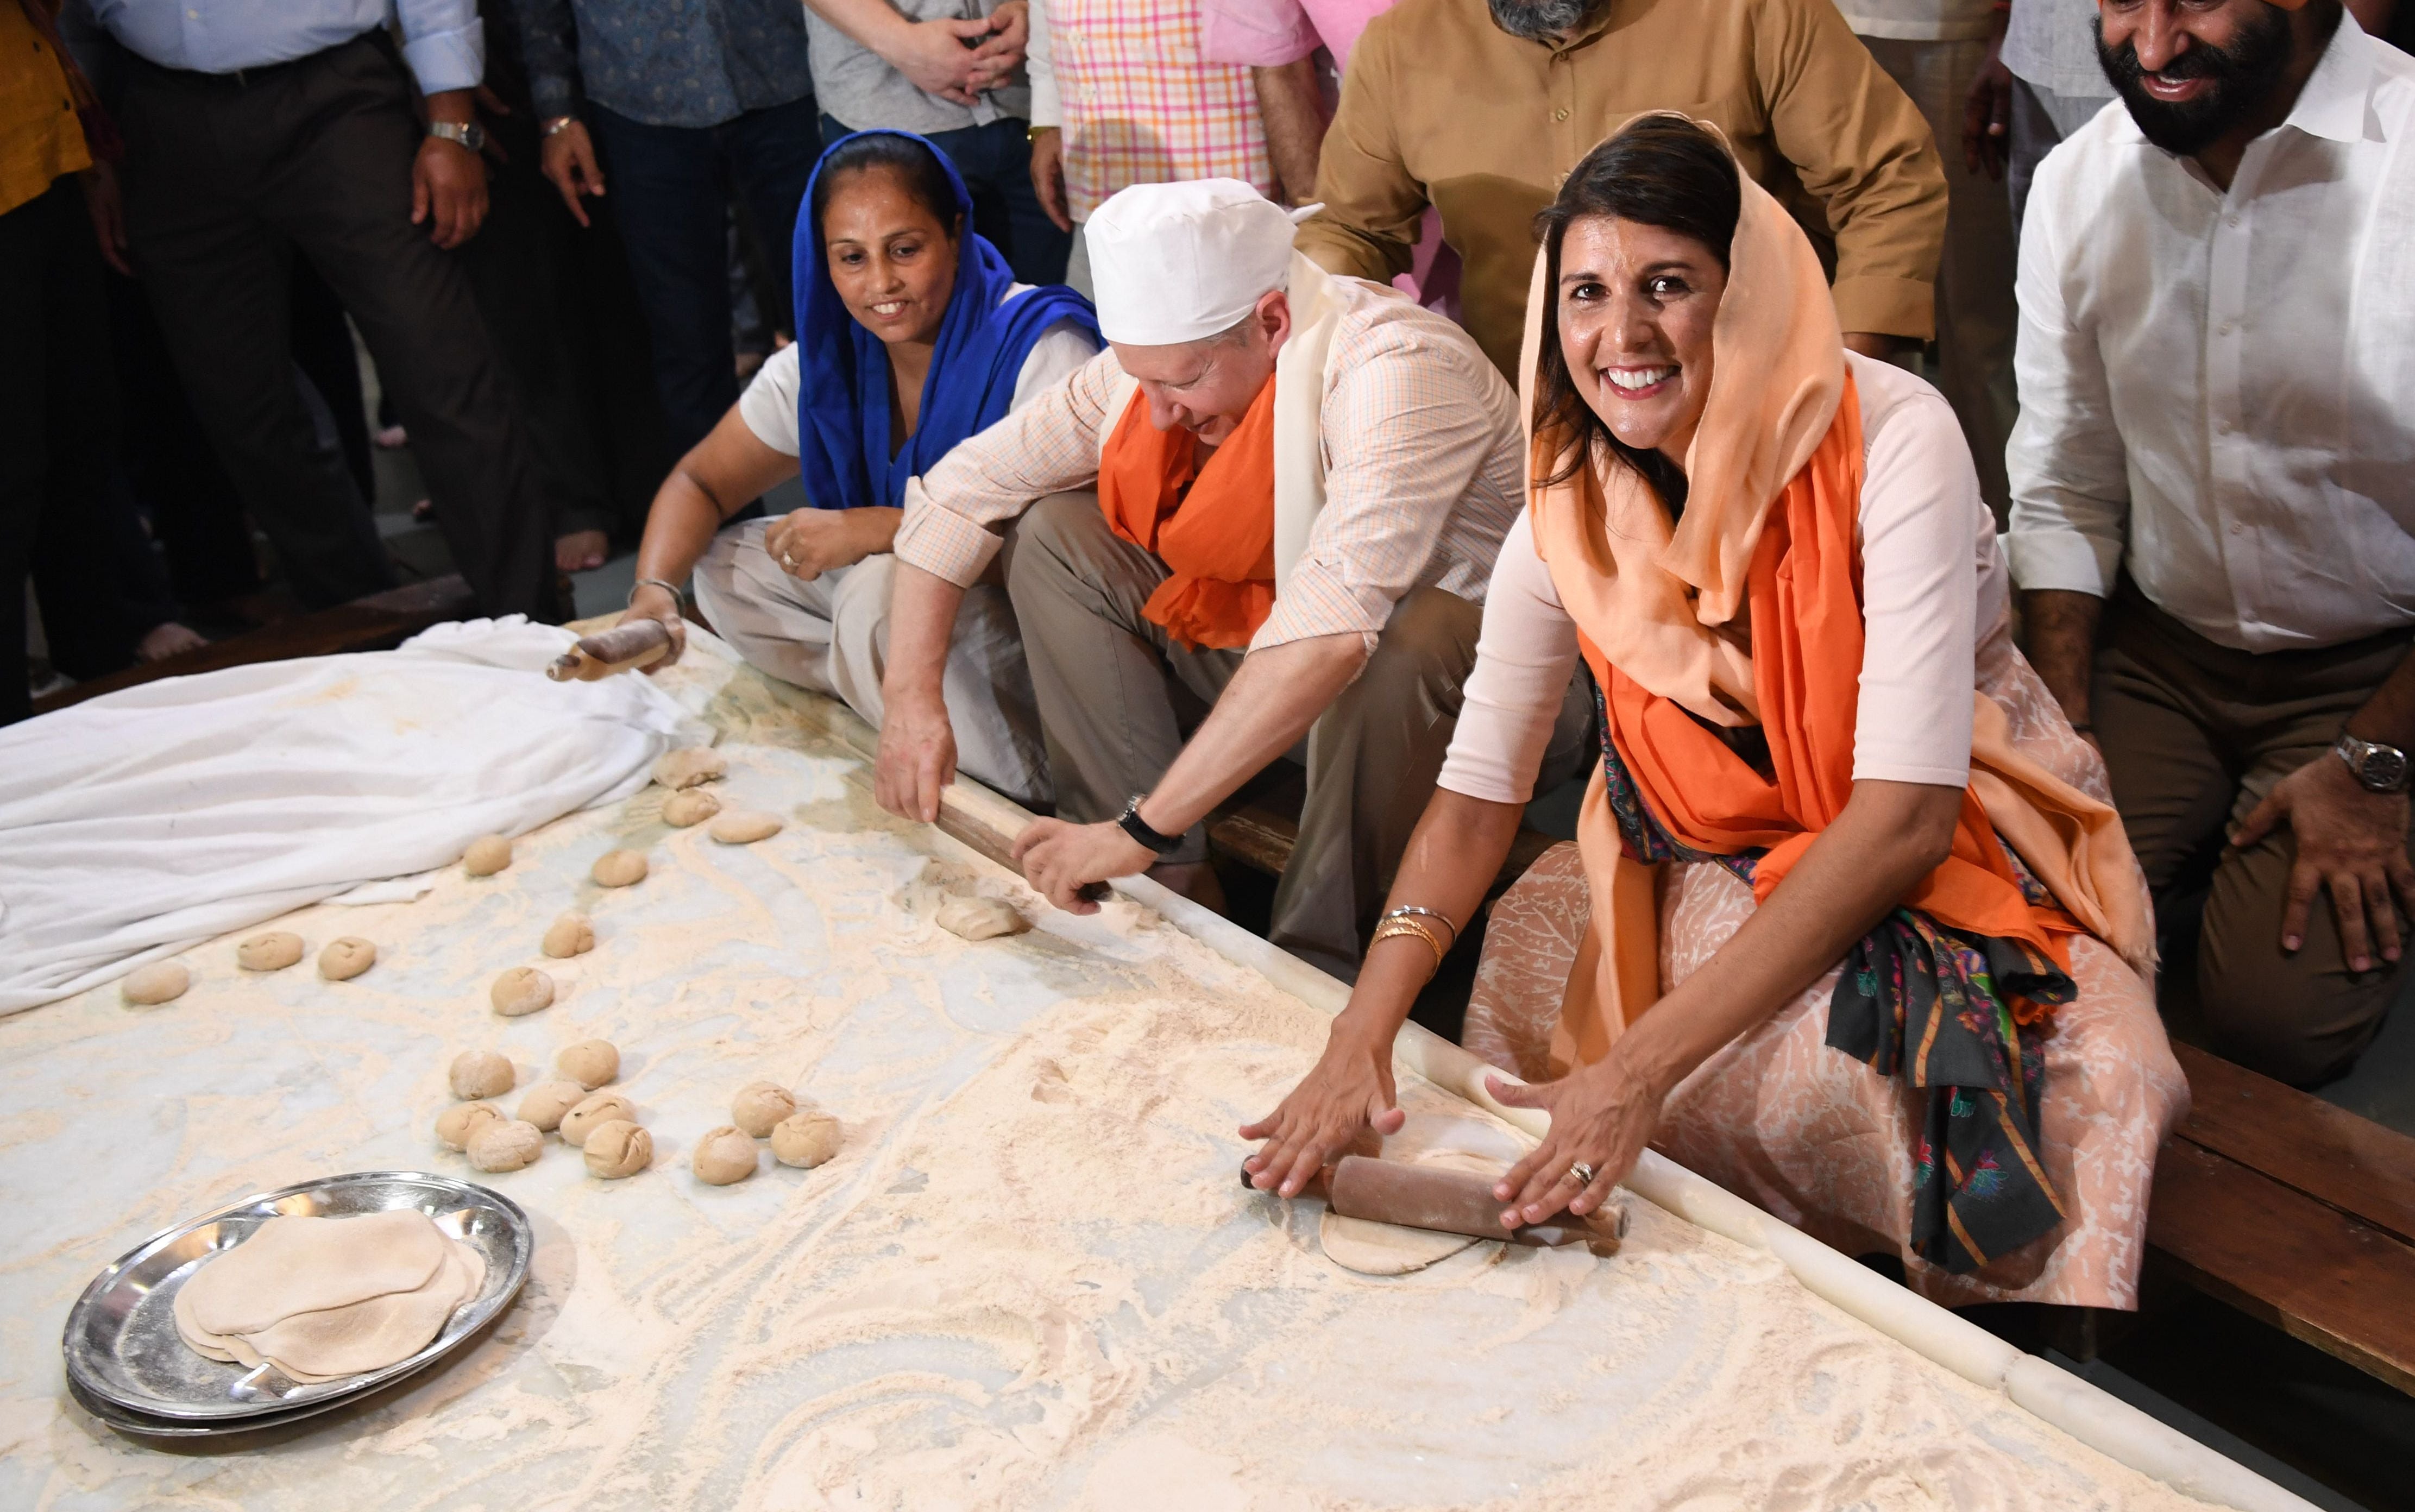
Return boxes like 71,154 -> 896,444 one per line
616,131 -> 1100,807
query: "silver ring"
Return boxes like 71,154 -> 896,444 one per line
781,552 -> 797,569
1568,1161 -> 1598,1188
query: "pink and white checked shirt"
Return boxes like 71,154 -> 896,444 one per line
1030,0 -> 1278,222
894,275 -> 1523,654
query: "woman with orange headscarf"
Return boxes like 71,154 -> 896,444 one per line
1243,116 -> 2186,1308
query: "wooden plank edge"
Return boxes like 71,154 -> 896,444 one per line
2168,1042 -> 2415,1248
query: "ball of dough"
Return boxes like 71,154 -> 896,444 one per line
661,788 -> 721,828
591,849 -> 648,888
692,1126 -> 758,1185
462,834 -> 513,876
319,936 -> 377,980
467,1118 -> 543,1172
542,912 -> 595,959
729,1081 -> 796,1138
935,896 -> 1028,941
121,962 -> 191,1006
651,747 -> 727,790
770,1109 -> 843,1169
708,809 -> 783,845
449,1049 -> 514,1101
559,1092 -> 638,1148
490,966 -> 556,1017
435,1101 -> 504,1151
516,1079 -> 587,1133
556,1038 -> 620,1089
236,931 -> 305,972
582,1120 -> 652,1179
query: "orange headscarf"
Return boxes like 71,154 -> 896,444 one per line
1523,119 -> 2152,1072
1096,377 -> 1280,650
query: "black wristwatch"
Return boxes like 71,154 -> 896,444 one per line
1116,795 -> 1184,855
2334,732 -> 2411,793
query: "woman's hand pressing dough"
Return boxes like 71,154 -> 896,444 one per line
490,966 -> 555,1017
319,937 -> 377,980
542,912 -> 594,958
237,932 -> 304,971
731,1081 -> 796,1137
468,1118 -> 543,1172
560,1092 -> 637,1146
591,850 -> 648,887
462,835 -> 512,876
662,788 -> 721,827
557,1038 -> 619,1089
449,1049 -> 514,1100
583,1120 -> 652,1177
122,962 -> 191,1005
693,1126 -> 758,1185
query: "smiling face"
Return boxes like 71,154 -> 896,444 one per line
1554,215 -> 1728,466
821,166 -> 962,350
2095,0 -> 2295,156
1110,291 -> 1291,447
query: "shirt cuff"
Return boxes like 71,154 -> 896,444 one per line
2003,525 -> 2123,597
1030,73 -> 1061,128
894,482 -> 1004,588
1197,5 -> 1322,66
1831,274 -> 1935,343
401,20 -> 485,96
1248,562 -> 1385,656
527,73 -> 577,122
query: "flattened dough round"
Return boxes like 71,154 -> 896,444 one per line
319,936 -> 376,981
651,747 -> 726,790
1317,1147 -> 1507,1277
179,1211 -> 450,1338
591,849 -> 648,887
122,962 -> 191,1005
489,966 -> 556,1017
935,896 -> 1027,941
462,835 -> 512,876
557,1038 -> 619,1089
583,1120 -> 652,1178
236,931 -> 305,972
542,912 -> 595,959
707,809 -> 782,845
661,788 -> 720,827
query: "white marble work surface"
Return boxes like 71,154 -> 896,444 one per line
0,653 -> 2221,1510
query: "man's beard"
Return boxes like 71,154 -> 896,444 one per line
1487,0 -> 1599,42
2096,8 -> 2294,156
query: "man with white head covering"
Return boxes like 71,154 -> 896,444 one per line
875,178 -> 1545,979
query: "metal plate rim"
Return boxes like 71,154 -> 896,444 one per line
61,1170 -> 530,1422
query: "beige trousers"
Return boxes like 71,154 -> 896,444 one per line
1861,35 -> 2021,522
691,519 -> 1052,809
1002,492 -> 1486,981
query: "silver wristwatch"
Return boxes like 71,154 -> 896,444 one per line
2334,732 -> 2411,793
427,119 -> 487,154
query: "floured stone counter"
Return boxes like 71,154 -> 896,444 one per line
0,645 -> 2223,1510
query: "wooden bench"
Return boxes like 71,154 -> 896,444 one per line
30,575 -> 479,717
2147,1042 -> 2415,1395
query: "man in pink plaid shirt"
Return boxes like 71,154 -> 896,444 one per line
1026,0 -> 1281,294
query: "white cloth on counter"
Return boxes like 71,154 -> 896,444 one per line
0,617 -> 706,1016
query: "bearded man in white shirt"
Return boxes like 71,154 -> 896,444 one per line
2008,0 -> 2415,1085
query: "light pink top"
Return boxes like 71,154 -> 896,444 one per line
1438,354 -> 2005,805
1198,0 -> 1394,70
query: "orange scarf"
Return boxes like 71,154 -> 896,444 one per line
1096,380 -> 1279,650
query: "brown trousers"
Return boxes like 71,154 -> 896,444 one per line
1004,493 -> 1485,982
2095,580 -> 2411,1084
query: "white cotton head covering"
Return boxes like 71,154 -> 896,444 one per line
1086,180 -> 1322,346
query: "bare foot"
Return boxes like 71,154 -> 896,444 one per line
555,530 -> 610,574
136,621 -> 207,661
373,424 -> 408,449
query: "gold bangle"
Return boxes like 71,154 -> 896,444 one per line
1370,917 -> 1447,973
1380,904 -> 1459,950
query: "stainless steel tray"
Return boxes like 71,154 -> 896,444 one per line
62,1171 -> 530,1422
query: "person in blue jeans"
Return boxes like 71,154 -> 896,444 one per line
798,0 -> 1071,286
509,0 -> 825,515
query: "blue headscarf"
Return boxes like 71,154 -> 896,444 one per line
793,130 -> 1099,512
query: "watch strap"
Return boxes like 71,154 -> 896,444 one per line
1116,796 -> 1183,855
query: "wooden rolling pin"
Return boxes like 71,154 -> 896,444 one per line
545,620 -> 673,682
1243,1153 -> 1627,1253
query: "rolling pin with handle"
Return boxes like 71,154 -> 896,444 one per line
546,619 -> 673,682
1244,1153 -> 1628,1254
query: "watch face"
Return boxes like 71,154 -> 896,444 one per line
2364,746 -> 2410,791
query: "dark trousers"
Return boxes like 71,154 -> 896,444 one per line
2096,579 -> 2410,1085
1,180 -> 136,723
822,112 -> 1072,288
591,96 -> 821,462
117,35 -> 558,617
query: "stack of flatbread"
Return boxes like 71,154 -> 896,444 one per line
172,1210 -> 486,1382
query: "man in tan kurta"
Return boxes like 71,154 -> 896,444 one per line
1294,0 -> 1950,377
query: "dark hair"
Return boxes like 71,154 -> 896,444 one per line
1530,115 -> 1741,505
811,133 -> 963,243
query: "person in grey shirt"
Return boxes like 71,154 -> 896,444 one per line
800,0 -> 1070,282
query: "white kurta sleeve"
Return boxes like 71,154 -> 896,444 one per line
1436,512 -> 1578,805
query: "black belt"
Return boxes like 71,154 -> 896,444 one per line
124,30 -> 382,91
